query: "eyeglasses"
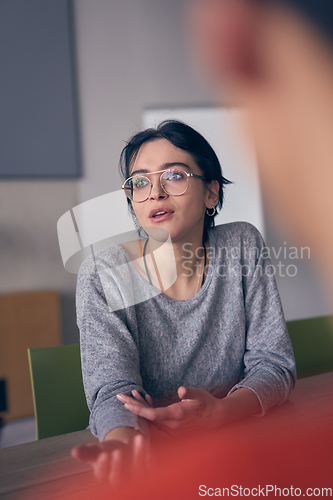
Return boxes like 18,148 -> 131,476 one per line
122,167 -> 205,203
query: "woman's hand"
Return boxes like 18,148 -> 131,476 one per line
119,387 -> 262,434
118,386 -> 225,434
116,390 -> 154,409
71,427 -> 150,489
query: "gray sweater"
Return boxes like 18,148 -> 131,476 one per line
76,222 -> 296,441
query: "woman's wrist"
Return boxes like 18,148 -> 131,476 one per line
213,388 -> 262,426
104,426 -> 141,444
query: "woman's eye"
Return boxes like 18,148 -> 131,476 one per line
164,170 -> 184,181
133,178 -> 148,189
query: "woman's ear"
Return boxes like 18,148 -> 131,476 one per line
205,180 -> 220,208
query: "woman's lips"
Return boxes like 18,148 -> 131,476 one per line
149,211 -> 174,223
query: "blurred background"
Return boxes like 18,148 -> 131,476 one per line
1,0 -> 332,447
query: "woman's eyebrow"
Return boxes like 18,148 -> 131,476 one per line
130,162 -> 191,177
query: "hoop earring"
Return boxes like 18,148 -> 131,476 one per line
206,205 -> 216,217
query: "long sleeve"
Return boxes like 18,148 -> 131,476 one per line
76,254 -> 150,441
227,224 -> 296,415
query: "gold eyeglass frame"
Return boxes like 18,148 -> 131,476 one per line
121,168 -> 205,203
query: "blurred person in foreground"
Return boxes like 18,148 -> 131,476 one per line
189,0 -> 333,290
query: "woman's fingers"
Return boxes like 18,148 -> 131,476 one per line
117,391 -> 151,408
71,443 -> 103,462
124,401 -> 163,420
124,399 -> 204,434
94,451 -> 111,482
71,440 -> 126,463
116,393 -> 132,404
132,433 -> 149,479
177,385 -> 188,400
108,448 -> 127,488
145,393 -> 154,407
131,390 -> 147,404
178,386 -> 206,401
124,400 -> 186,422
124,402 -> 158,420
108,435 -> 150,487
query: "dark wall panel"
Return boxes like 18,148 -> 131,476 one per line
0,0 -> 81,178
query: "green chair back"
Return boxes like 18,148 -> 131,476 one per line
286,315 -> 333,379
28,344 -> 90,440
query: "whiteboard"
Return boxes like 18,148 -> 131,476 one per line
142,107 -> 264,238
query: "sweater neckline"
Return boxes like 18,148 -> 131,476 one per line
118,229 -> 216,305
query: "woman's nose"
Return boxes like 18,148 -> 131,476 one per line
149,179 -> 168,200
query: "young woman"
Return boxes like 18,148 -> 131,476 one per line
73,120 -> 295,485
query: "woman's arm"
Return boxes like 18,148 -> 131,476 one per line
73,251 -> 152,486
228,225 -> 296,414
217,387 -> 262,423
76,252 -> 150,441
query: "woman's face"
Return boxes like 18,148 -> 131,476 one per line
129,138 -> 218,244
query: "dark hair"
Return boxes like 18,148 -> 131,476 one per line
119,119 -> 232,242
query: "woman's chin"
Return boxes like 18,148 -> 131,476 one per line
142,226 -> 171,243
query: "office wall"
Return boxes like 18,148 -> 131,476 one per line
74,0 -> 213,203
0,181 -> 78,343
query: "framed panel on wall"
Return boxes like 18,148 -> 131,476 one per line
142,107 -> 264,238
0,0 -> 81,178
